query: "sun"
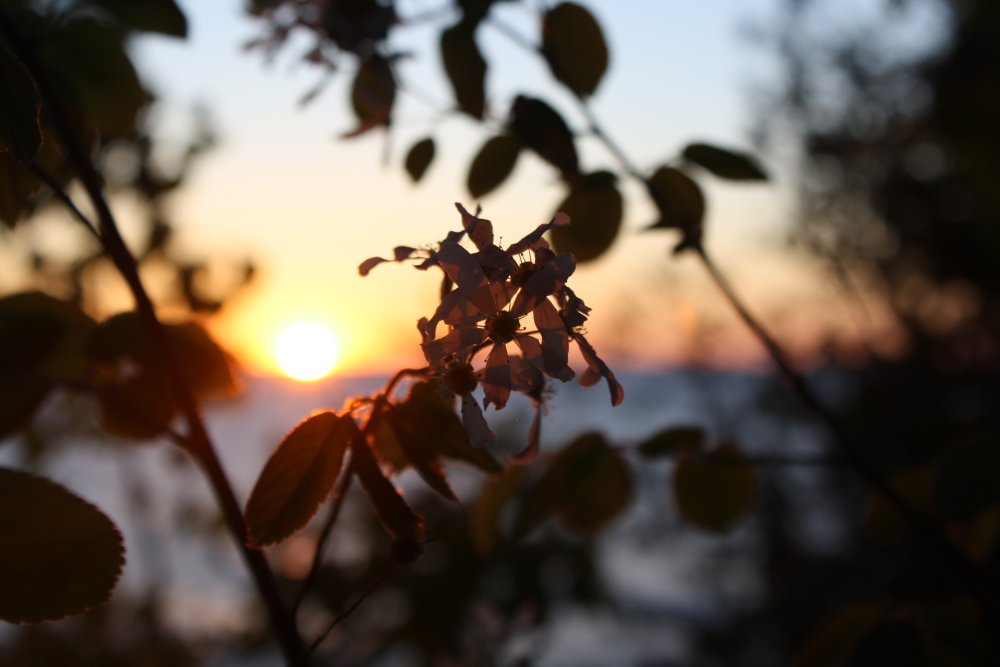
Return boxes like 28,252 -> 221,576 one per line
274,322 -> 340,382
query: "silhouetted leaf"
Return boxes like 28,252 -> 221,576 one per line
88,0 -> 188,38
935,434 -> 1000,521
509,95 -> 579,176
245,411 -> 351,547
514,432 -> 630,537
673,442 -> 757,532
441,23 -> 487,119
0,376 -> 50,440
542,2 -> 608,98
0,153 -> 40,227
683,142 -> 768,181
471,466 -> 525,553
0,45 -> 41,163
467,134 -> 521,198
549,171 -> 622,262
404,137 -> 435,182
38,19 -> 150,136
346,56 -> 395,136
98,367 -> 176,440
351,433 -> 424,543
791,604 -> 886,667
0,292 -> 96,382
0,468 -> 124,623
638,426 -> 706,459
165,322 -> 240,400
645,166 -> 705,249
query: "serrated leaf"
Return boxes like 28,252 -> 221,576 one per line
549,171 -> 622,262
542,2 -> 608,98
351,434 -> 424,544
87,0 -> 188,38
441,23 -> 487,119
672,442 -> 757,532
404,137 -> 435,182
638,426 -> 706,459
0,45 -> 41,163
347,56 -> 395,136
645,166 -> 705,248
509,95 -> 579,176
245,411 -> 351,547
514,432 -> 630,537
0,468 -> 124,623
682,142 -> 768,181
467,134 -> 521,198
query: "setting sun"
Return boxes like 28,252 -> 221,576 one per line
274,322 -> 340,382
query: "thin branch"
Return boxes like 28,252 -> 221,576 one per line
27,163 -> 102,241
292,459 -> 355,615
486,15 -> 541,54
306,556 -> 396,657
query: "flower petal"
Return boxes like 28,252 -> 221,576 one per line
559,285 -> 591,329
533,300 -> 575,382
358,246 -> 420,276
510,253 -> 576,316
422,326 -> 487,365
461,392 -> 496,449
512,405 -> 543,463
437,240 -> 498,316
506,212 -> 571,256
455,203 -> 494,250
481,343 -> 511,410
573,332 -> 624,406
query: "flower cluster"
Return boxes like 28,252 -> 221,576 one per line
360,204 -> 623,459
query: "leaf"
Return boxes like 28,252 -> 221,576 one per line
467,134 -> 521,198
0,375 -> 50,441
509,95 -> 579,177
514,432 -> 631,537
0,292 -> 96,382
471,466 -> 525,554
98,369 -> 176,440
440,23 -> 487,119
404,137 -> 435,182
245,411 -> 351,547
644,165 -> 705,249
87,0 -> 188,38
0,45 -> 41,163
846,619 -> 924,667
791,604 -> 886,667
0,468 -> 124,623
638,426 -> 706,459
672,442 -> 757,532
165,322 -> 240,400
682,142 -> 768,181
0,152 -> 41,227
346,56 -> 395,136
542,2 -> 608,98
549,171 -> 623,262
38,19 -> 150,136
351,434 -> 424,544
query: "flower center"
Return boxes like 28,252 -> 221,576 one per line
485,311 -> 519,344
443,361 -> 478,395
512,262 -> 540,288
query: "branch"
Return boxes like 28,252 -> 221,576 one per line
27,163 -> 102,241
306,556 -> 396,657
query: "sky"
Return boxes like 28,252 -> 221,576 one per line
118,0 -> 885,378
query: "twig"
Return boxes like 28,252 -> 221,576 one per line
27,163 -> 102,241
292,458 -> 355,615
306,556 -> 396,656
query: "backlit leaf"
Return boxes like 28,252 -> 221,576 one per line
682,142 -> 768,181
441,23 -> 487,119
351,434 -> 424,544
88,0 -> 188,38
673,442 -> 757,532
404,137 -> 435,182
467,134 -> 521,198
509,95 -> 579,176
645,166 -> 705,249
542,2 -> 608,98
245,411 -> 351,547
165,322 -> 240,400
638,426 -> 706,459
0,468 -> 124,623
0,45 -> 41,163
549,171 -> 622,262
98,369 -> 176,440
